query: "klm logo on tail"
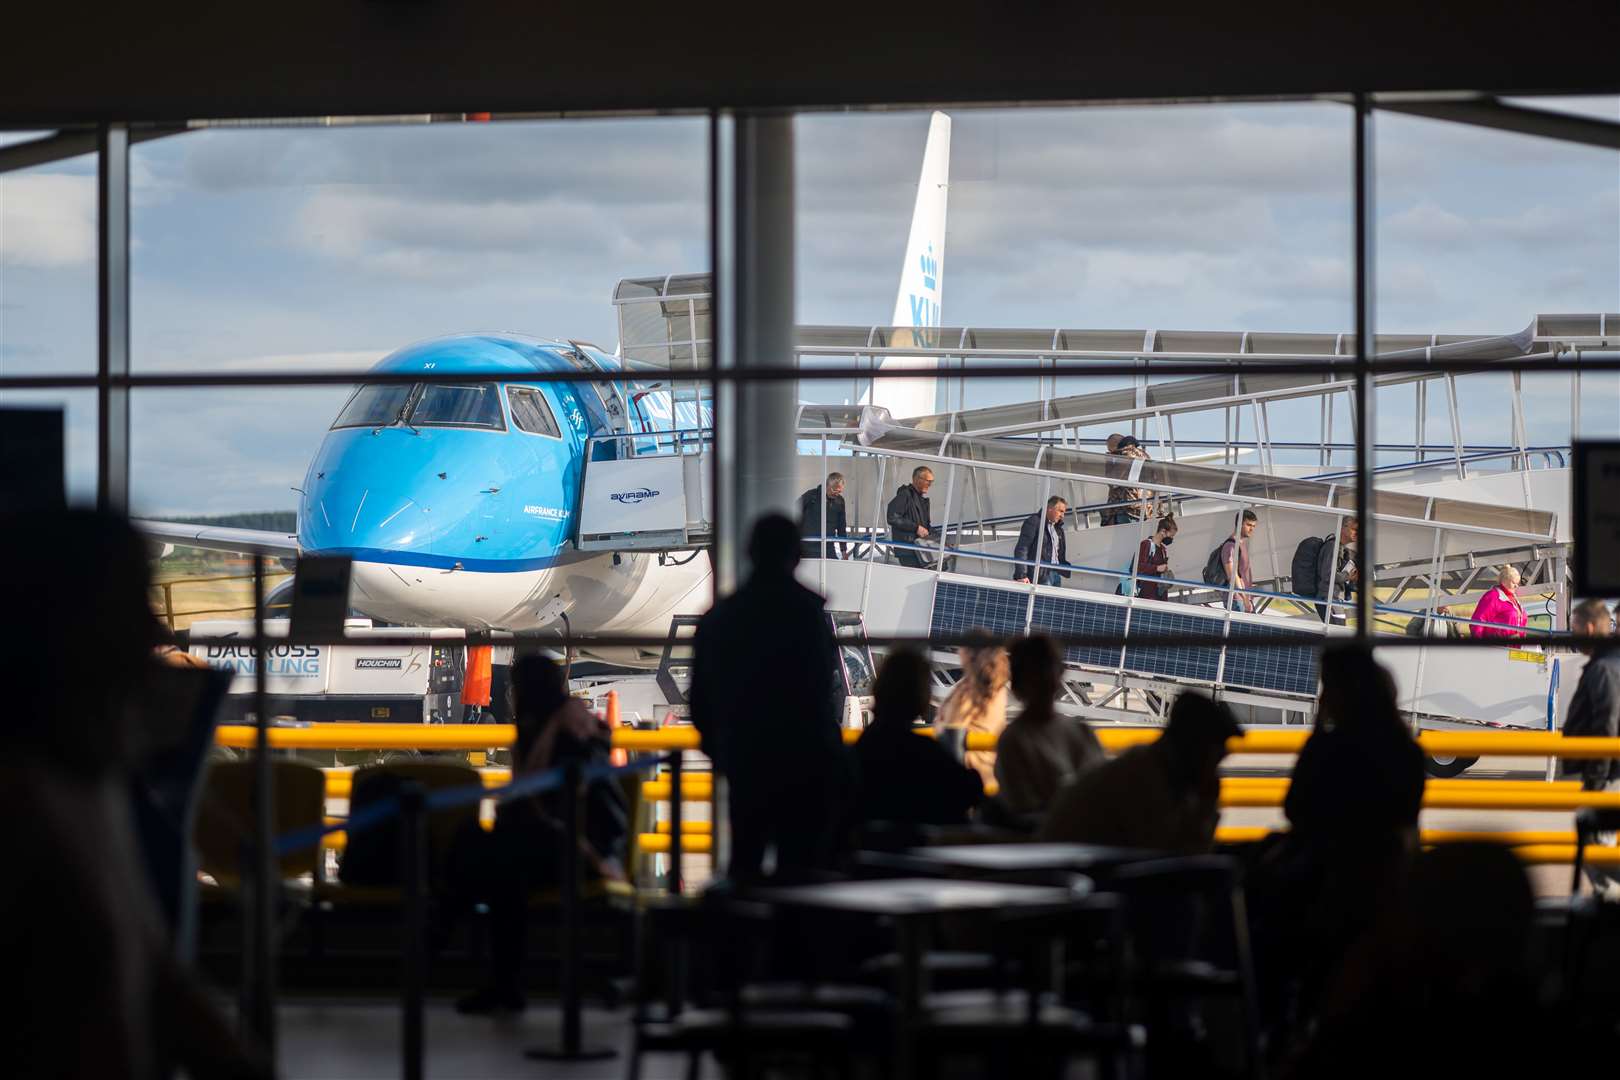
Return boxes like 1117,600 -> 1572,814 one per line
909,243 -> 941,330
908,294 -> 940,328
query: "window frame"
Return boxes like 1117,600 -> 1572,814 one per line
329,382 -> 419,431
404,382 -> 509,433
505,384 -> 564,440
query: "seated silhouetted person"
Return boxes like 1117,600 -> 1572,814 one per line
1249,645 -> 1425,1038
0,509 -> 264,1080
1040,691 -> 1236,852
690,514 -> 849,883
992,635 -> 1104,824
446,655 -> 626,1013
853,648 -> 984,829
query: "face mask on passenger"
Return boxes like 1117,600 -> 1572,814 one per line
1161,536 -> 1174,546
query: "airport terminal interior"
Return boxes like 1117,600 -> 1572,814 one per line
3,8 -> 1620,1079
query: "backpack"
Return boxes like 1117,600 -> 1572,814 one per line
1291,535 -> 1331,599
1202,541 -> 1229,587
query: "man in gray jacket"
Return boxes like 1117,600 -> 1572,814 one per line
1563,597 -> 1620,892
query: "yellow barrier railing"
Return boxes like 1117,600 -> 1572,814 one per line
217,722 -> 1620,760
251,722 -> 1620,869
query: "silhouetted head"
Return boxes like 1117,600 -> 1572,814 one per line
510,654 -> 570,725
1316,644 -> 1402,735
1009,634 -> 1062,716
1572,597 -> 1614,652
0,509 -> 162,773
871,647 -> 932,728
1160,691 -> 1239,782
508,654 -> 572,761
955,629 -> 1009,698
747,513 -> 802,578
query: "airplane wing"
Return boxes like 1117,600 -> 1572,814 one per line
136,519 -> 301,560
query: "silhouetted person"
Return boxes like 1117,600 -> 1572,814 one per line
993,635 -> 1103,821
935,629 -> 1009,787
798,471 -> 849,559
1291,844 -> 1572,1077
446,655 -> 626,1013
690,514 -> 848,883
1250,645 -> 1425,1038
0,509 -> 264,1080
1040,691 -> 1237,852
1562,597 -> 1619,894
853,648 -> 983,828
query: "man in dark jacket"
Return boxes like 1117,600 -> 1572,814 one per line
886,466 -> 935,568
1315,519 -> 1359,623
1564,598 -> 1620,893
798,472 -> 849,559
689,514 -> 848,883
1013,496 -> 1072,586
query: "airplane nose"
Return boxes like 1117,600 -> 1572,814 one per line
300,430 -> 438,556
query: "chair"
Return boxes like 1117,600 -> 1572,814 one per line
626,897 -> 857,1080
192,759 -> 328,975
1560,807 -> 1620,1024
918,896 -> 1142,1080
1111,855 -> 1265,1080
193,758 -> 328,889
330,759 -> 483,894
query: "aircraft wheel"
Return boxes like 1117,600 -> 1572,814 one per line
1424,754 -> 1478,779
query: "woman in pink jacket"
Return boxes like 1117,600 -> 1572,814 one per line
1470,566 -> 1527,638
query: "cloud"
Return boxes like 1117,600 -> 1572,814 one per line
0,173 -> 95,267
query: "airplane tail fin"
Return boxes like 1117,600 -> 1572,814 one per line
867,111 -> 950,420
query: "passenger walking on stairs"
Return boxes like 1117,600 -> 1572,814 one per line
1562,597 -> 1620,896
1470,565 -> 1527,638
885,465 -> 936,568
853,648 -> 983,828
1013,495 -> 1072,586
1204,510 -> 1258,612
1134,513 -> 1178,600
992,635 -> 1103,824
934,630 -> 1009,787
798,471 -> 850,559
1291,518 -> 1357,623
690,514 -> 850,883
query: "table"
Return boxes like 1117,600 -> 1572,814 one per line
754,878 -> 1087,1080
903,842 -> 1160,878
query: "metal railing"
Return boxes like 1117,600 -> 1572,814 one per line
151,569 -> 294,630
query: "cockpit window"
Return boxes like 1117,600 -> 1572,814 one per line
409,384 -> 507,430
332,383 -> 413,429
507,387 -> 562,438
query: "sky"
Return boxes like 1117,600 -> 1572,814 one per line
1,98 -> 1616,513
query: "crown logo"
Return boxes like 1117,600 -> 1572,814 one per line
919,244 -> 938,291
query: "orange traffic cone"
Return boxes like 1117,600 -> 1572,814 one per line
607,689 -> 627,766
